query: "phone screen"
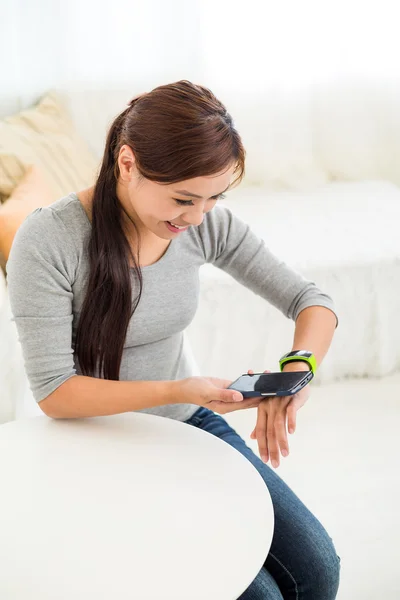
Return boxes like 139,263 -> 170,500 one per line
229,371 -> 310,395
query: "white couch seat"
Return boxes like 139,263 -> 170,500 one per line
187,180 -> 400,383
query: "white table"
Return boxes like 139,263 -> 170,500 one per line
0,413 -> 274,600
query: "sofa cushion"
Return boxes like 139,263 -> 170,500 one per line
0,166 -> 55,261
0,92 -> 99,202
223,180 -> 400,270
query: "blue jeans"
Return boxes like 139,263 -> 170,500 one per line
184,407 -> 341,600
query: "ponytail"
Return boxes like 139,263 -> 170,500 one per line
75,103 -> 143,380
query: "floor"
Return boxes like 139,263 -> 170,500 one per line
224,373 -> 400,600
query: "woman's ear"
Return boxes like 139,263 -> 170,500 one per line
118,144 -> 136,182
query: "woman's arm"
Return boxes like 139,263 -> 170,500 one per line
251,306 -> 338,467
197,205 -> 338,323
39,374 -> 261,419
281,306 -> 338,372
39,376 -> 177,418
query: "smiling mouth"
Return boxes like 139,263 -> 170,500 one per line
166,221 -> 188,230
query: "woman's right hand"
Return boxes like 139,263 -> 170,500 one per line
176,376 -> 261,415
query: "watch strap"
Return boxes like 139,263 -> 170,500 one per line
279,350 -> 317,374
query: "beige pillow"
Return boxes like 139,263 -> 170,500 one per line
0,92 -> 99,202
0,165 -> 56,261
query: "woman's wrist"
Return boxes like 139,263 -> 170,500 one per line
167,379 -> 185,404
281,361 -> 311,373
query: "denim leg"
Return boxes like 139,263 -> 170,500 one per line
237,566 -> 284,600
185,408 -> 341,600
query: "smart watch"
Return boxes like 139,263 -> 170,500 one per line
279,350 -> 317,375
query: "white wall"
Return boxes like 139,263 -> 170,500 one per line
3,0 -> 400,111
0,0 -> 66,115
2,0 -> 400,187
0,0 -> 203,117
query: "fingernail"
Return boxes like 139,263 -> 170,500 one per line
272,460 -> 278,468
282,449 -> 288,457
233,393 -> 242,402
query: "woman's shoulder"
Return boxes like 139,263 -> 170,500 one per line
45,191 -> 91,229
15,192 -> 90,243
185,204 -> 239,254
7,192 -> 91,278
181,202 -> 256,268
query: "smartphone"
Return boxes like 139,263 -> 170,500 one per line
227,371 -> 313,398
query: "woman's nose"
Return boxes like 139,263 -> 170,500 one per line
182,207 -> 205,227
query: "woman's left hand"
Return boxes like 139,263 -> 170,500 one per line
248,368 -> 311,469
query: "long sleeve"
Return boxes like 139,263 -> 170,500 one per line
6,207 -> 77,402
197,205 -> 338,323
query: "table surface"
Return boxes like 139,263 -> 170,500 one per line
0,413 -> 274,600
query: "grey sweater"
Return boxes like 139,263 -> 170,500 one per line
6,193 -> 337,422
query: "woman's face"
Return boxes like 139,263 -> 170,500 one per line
117,144 -> 236,240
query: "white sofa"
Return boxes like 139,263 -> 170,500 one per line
187,180 -> 400,383
0,268 -> 28,422
1,87 -> 400,422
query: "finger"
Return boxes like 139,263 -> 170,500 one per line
266,403 -> 280,468
250,423 -> 260,438
287,404 -> 297,434
233,398 -> 262,411
244,403 -> 260,413
254,408 -> 268,463
274,400 -> 291,458
211,397 -> 261,413
218,388 -> 244,403
247,369 -> 254,375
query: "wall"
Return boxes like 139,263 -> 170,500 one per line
0,0 -> 202,117
2,0 -> 400,187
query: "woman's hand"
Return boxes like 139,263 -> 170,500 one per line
247,368 -> 311,468
177,376 -> 263,415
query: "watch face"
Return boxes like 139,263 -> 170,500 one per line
287,351 -> 312,358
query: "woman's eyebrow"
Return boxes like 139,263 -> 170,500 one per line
173,186 -> 229,199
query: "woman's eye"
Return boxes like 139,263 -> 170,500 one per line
175,199 -> 194,206
174,193 -> 226,206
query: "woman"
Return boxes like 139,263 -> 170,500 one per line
7,80 -> 340,599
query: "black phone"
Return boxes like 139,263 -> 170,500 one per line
227,370 -> 313,398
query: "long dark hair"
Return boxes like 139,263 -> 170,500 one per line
75,80 -> 246,380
